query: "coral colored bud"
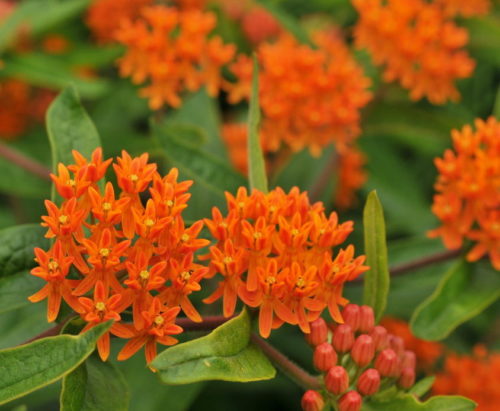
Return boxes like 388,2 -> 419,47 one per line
301,390 -> 324,411
351,335 -> 375,367
333,324 -> 355,353
375,349 -> 401,378
342,304 -> 361,331
388,335 -> 405,357
357,368 -> 381,396
314,342 -> 337,372
325,365 -> 349,395
398,367 -> 416,389
401,350 -> 416,370
359,305 -> 375,333
338,391 -> 362,411
305,317 -> 328,346
370,326 -> 388,351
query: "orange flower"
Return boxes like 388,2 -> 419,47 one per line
433,346 -> 500,411
204,186 -> 368,337
352,0 -> 475,104
226,30 -> 372,155
334,145 -> 367,210
240,5 -> 281,45
429,117 -> 500,269
436,0 -> 491,17
41,34 -> 70,54
115,5 -> 235,110
221,123 -> 248,174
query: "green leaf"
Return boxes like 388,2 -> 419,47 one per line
410,259 -> 500,341
247,56 -> 268,193
363,393 -> 476,411
363,191 -> 390,322
0,322 -> 111,405
60,355 -> 129,411
410,376 -> 436,398
46,85 -> 102,201
153,123 -> 247,197
151,309 -> 276,384
493,86 -> 500,117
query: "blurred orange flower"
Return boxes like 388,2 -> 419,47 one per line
334,145 -> 367,210
221,123 -> 248,174
436,0 -> 491,17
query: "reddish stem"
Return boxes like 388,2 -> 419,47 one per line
0,142 -> 51,181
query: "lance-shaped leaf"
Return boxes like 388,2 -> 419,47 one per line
409,376 -> 436,398
363,392 -> 476,411
411,259 -> 500,341
151,310 -> 276,384
363,191 -> 390,322
247,56 -> 268,193
60,355 -> 129,411
0,322 -> 111,405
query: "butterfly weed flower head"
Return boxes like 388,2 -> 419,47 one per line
429,117 -> 500,269
203,186 -> 369,338
114,5 -> 235,110
352,0 -> 475,104
435,0 -> 491,17
29,148 -> 209,363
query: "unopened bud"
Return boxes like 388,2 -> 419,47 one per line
370,326 -> 388,351
301,390 -> 324,411
401,350 -> 416,370
313,342 -> 337,372
357,368 -> 381,396
375,349 -> 401,378
333,324 -> 354,353
325,365 -> 349,395
342,304 -> 361,332
338,391 -> 362,411
351,335 -> 375,367
388,335 -> 405,357
398,367 -> 415,389
358,306 -> 375,333
305,317 -> 328,346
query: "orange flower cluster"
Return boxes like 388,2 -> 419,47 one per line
436,0 -> 491,17
429,117 -> 500,269
221,123 -> 248,174
434,346 -> 500,411
29,149 -> 210,363
203,187 -> 369,338
352,0 -> 475,104
115,5 -> 235,110
380,317 -> 443,370
226,30 -> 372,155
86,0 -> 153,44
334,145 -> 367,210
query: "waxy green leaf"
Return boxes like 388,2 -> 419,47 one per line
151,310 -> 276,384
411,260 -> 500,341
363,393 -> 476,411
410,376 -> 436,398
363,191 -> 390,322
0,322 -> 111,405
60,355 -> 129,411
247,56 -> 268,193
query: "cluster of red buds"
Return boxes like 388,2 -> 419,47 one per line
301,304 -> 417,411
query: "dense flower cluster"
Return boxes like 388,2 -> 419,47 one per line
203,187 -> 369,338
380,316 -> 443,370
429,117 -> 500,269
29,149 -> 209,363
115,5 -> 235,110
301,305 -> 419,411
226,30 -> 372,155
433,346 -> 500,411
436,0 -> 491,17
352,0 -> 475,104
334,145 -> 367,210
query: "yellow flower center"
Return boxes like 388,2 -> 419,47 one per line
58,215 -> 68,224
139,270 -> 150,280
181,233 -> 189,242
130,174 -> 139,182
68,179 -> 76,187
291,229 -> 299,236
223,256 -> 233,264
102,202 -> 112,211
267,276 -> 276,285
220,222 -> 228,228
296,277 -> 305,288
95,302 -> 106,311
99,248 -> 110,257
48,260 -> 59,271
180,271 -> 191,281
238,201 -> 245,209
166,200 -> 174,207
253,232 -> 262,239
154,315 -> 164,326
144,218 -> 155,227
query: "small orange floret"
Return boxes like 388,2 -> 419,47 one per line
429,117 -> 500,269
115,5 -> 235,110
352,0 -> 475,104
436,0 -> 491,17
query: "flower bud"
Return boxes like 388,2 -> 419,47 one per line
305,317 -> 328,346
401,350 -> 416,370
370,326 -> 388,351
313,342 -> 337,372
351,335 -> 375,367
398,367 -> 415,389
333,324 -> 354,353
375,349 -> 401,377
325,365 -> 349,395
357,368 -> 381,396
388,335 -> 405,357
342,304 -> 361,332
358,305 -> 375,333
338,391 -> 362,411
301,390 -> 324,411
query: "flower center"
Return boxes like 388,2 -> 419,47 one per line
166,200 -> 174,207
139,270 -> 150,280
95,302 -> 106,311
181,233 -> 189,242
154,315 -> 164,326
291,229 -> 299,236
102,202 -> 112,211
99,248 -> 110,257
296,277 -> 305,288
48,260 -> 59,271
253,232 -> 262,239
58,215 -> 68,224
68,179 -> 76,187
180,271 -> 191,281
267,276 -> 276,285
130,174 -> 139,182
144,218 -> 154,227
223,256 -> 233,264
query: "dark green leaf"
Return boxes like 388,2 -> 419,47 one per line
0,322 -> 111,405
363,393 -> 476,411
60,355 -> 129,411
410,376 -> 436,398
411,259 -> 500,341
151,310 -> 276,384
247,56 -> 268,193
465,15 -> 500,68
363,191 -> 390,322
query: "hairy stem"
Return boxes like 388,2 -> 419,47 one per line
0,142 -> 51,181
